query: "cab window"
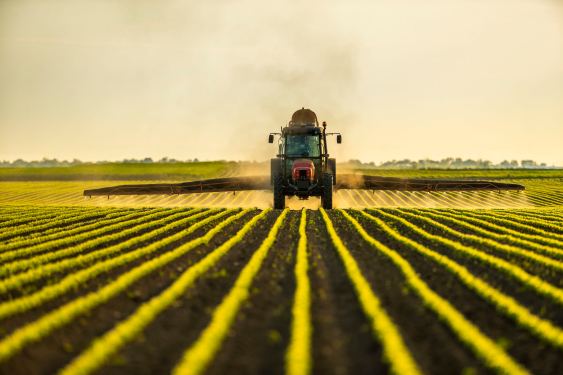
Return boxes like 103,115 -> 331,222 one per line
285,135 -> 321,157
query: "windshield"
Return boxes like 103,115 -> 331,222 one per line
285,135 -> 321,157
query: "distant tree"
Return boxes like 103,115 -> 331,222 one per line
521,160 -> 537,168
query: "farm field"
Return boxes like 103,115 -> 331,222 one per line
0,162 -> 238,181
0,170 -> 562,374
0,203 -> 562,374
0,178 -> 562,209
2,0 -> 561,373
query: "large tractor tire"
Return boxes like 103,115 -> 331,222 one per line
270,158 -> 282,186
273,174 -> 285,209
321,173 -> 333,209
328,158 -> 336,185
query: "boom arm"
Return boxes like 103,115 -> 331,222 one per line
83,174 -> 523,197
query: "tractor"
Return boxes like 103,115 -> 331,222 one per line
268,108 -> 341,209
83,108 -> 524,206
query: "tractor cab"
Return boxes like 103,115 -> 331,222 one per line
284,132 -> 321,158
268,108 -> 341,209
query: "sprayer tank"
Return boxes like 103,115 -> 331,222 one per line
289,108 -> 319,127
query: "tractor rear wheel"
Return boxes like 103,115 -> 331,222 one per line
321,173 -> 333,209
273,174 -> 285,209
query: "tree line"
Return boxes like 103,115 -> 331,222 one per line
346,158 -> 554,169
0,157 -> 557,169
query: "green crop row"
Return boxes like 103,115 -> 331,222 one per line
61,209 -> 276,375
503,210 -> 563,223
172,209 -> 285,375
319,208 -> 422,375
0,207 -> 123,242
0,209 -> 68,229
0,208 -> 255,362
339,209 -> 528,375
388,209 -> 563,271
456,210 -> 563,242
0,209 -> 229,317
429,209 -> 563,249
357,210 -> 563,349
403,209 -> 563,260
0,204 -> 96,218
0,208 -> 180,271
491,206 -> 563,222
0,209 -> 135,251
0,208 -> 154,255
461,210 -> 563,236
370,209 -> 563,306
286,209 -> 312,375
0,208 -> 193,276
0,209 -> 144,253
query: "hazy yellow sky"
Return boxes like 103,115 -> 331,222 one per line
0,0 -> 561,165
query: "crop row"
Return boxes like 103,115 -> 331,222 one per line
285,209 -> 312,375
0,209 -> 185,276
369,209 -> 563,306
58,208 -> 275,375
0,208 -> 195,276
353,210 -> 563,348
0,210 -> 151,254
0,209 -> 231,317
335,209 -> 529,374
400,209 -> 563,260
0,208 -> 257,361
425,209 -> 563,249
0,209 -> 136,252
2,206 -> 132,238
171,209 -> 285,375
0,208 -> 183,268
0,208 -> 77,229
386,209 -> 563,270
452,210 -> 563,241
0,205 -> 561,374
319,208 -> 421,375
0,207 -> 130,242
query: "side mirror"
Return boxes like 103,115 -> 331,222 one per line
337,134 -> 342,144
268,134 -> 274,143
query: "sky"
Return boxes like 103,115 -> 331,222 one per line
0,0 -> 562,165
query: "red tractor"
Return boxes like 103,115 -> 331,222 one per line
268,108 -> 341,209
84,108 -> 524,206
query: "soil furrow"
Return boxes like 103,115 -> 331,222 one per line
328,210 -> 487,375
0,211 -> 262,375
350,210 -> 563,375
308,211 -> 385,375
89,211 -> 279,375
